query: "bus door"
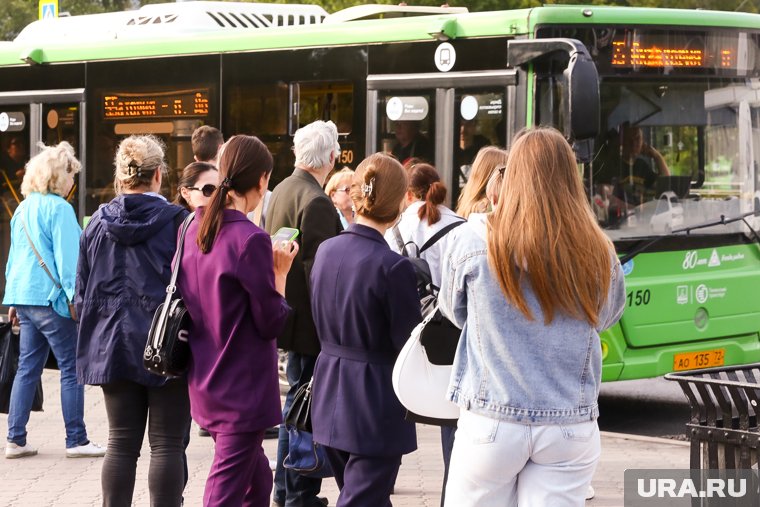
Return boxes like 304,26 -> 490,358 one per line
0,88 -> 85,304
366,70 -> 516,206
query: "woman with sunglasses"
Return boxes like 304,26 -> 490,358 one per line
176,161 -> 218,211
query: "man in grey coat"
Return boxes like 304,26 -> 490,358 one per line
265,120 -> 342,507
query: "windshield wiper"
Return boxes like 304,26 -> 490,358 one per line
619,198 -> 760,265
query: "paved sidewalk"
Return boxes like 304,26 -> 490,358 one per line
0,371 -> 691,506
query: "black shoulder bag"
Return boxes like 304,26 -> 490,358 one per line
143,212 -> 194,377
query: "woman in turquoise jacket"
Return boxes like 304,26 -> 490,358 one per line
3,141 -> 104,459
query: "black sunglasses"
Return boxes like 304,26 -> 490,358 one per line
187,184 -> 217,197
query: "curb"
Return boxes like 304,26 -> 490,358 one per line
601,431 -> 690,447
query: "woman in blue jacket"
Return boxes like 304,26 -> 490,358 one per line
4,142 -> 104,459
440,128 -> 626,506
75,135 -> 189,507
310,153 -> 422,507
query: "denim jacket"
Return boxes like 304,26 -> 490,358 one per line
439,221 -> 625,425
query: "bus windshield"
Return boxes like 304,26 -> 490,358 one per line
590,79 -> 760,239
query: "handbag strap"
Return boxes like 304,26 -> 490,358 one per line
418,219 -> 466,254
391,224 -> 407,256
20,213 -> 62,290
150,211 -> 194,350
167,211 -> 195,295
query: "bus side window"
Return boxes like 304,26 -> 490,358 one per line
290,81 -> 354,135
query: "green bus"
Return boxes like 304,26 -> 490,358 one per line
0,2 -> 758,381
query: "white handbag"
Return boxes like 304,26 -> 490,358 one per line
392,307 -> 461,421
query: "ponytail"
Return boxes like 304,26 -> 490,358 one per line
407,163 -> 447,225
195,135 -> 273,253
418,180 -> 446,225
196,179 -> 230,253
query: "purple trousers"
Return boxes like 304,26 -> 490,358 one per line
204,429 -> 271,507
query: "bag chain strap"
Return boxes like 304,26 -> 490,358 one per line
150,212 -> 194,351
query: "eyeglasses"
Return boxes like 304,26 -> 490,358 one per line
495,165 -> 506,176
187,184 -> 217,197
334,186 -> 350,193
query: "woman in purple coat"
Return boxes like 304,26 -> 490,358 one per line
310,153 -> 423,507
176,135 -> 298,507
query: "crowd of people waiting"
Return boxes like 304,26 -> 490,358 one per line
3,119 -> 625,507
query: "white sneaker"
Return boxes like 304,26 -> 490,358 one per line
5,442 -> 38,459
66,441 -> 106,458
585,485 -> 595,500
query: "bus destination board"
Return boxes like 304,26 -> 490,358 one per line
104,89 -> 210,119
610,35 -> 736,69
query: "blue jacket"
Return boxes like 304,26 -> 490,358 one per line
75,193 -> 187,387
310,224 -> 422,457
3,193 -> 81,318
440,220 -> 626,425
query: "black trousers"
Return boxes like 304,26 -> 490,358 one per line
100,378 -> 191,507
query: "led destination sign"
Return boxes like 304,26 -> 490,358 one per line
610,34 -> 737,69
103,89 -> 210,119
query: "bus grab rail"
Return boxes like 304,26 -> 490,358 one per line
618,197 -> 760,266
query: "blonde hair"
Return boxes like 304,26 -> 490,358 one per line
487,127 -> 612,326
456,146 -> 508,218
21,141 -> 81,198
351,153 -> 407,224
325,167 -> 354,196
113,135 -> 166,195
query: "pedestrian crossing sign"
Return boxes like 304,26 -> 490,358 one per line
39,0 -> 58,20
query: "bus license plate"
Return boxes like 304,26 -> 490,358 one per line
673,349 -> 725,371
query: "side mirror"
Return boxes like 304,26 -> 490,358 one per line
508,38 -> 600,141
564,51 -> 599,141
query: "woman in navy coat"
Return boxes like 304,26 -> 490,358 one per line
310,153 -> 422,507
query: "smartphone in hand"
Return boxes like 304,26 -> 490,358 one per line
271,227 -> 299,244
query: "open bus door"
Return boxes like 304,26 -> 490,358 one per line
366,70 -> 517,207
0,88 -> 85,306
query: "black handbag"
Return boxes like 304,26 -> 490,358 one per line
0,322 -> 43,414
143,212 -> 194,378
285,377 -> 314,432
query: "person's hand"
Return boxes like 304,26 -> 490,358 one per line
8,306 -> 19,327
272,240 -> 299,278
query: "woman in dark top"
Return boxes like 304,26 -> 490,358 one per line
310,153 -> 422,507
75,135 -> 189,507
176,135 -> 297,507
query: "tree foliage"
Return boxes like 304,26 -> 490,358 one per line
2,0 -> 758,41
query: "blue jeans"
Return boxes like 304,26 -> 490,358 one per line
274,351 -> 322,507
6,305 -> 87,449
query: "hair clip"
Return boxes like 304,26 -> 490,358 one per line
361,177 -> 375,198
220,177 -> 232,190
127,160 -> 142,177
